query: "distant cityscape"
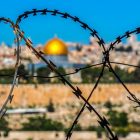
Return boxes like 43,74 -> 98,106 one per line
0,35 -> 140,140
0,34 -> 139,70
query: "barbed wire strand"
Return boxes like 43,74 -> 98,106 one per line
15,9 -> 117,139
66,62 -> 106,140
0,8 -> 140,140
15,8 -> 106,52
0,61 -> 139,79
0,62 -> 103,79
16,24 -> 118,140
108,28 -> 140,107
0,18 -> 21,119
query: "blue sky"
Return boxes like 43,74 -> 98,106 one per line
0,0 -> 140,45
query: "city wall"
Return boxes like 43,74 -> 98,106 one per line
0,131 -> 140,140
0,84 -> 140,107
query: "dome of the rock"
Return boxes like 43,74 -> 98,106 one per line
43,37 -> 68,55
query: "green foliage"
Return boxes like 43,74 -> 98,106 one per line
81,64 -> 140,83
64,124 -> 82,135
0,62 -> 140,84
107,110 -> 129,137
86,125 -> 104,138
52,67 -> 69,83
104,101 -> 112,109
96,126 -> 103,138
57,67 -> 66,74
132,62 -> 140,82
115,127 -> 129,137
0,117 -> 10,137
115,45 -> 132,52
81,66 -> 101,83
26,138 -> 33,140
36,67 -> 66,83
18,64 -> 30,83
100,68 -> 116,83
47,100 -> 55,112
128,122 -> 140,132
18,64 -> 28,77
0,68 -> 15,84
87,125 -> 96,131
81,66 -> 116,83
0,64 -> 31,84
36,67 -> 50,83
114,67 -> 132,83
107,110 -> 128,127
21,116 -> 64,131
0,117 -> 10,131
74,124 -> 82,131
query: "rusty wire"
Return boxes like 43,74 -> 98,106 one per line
0,8 -> 139,140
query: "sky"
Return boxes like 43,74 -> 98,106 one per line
0,0 -> 140,45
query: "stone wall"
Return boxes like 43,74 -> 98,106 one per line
0,131 -> 101,140
0,84 -> 140,107
0,131 -> 140,140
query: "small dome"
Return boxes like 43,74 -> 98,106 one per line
43,37 -> 68,55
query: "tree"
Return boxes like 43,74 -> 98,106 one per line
107,110 -> 128,127
36,67 -> 50,83
104,101 -> 112,109
0,68 -> 15,84
17,64 -> 29,83
81,66 -> 100,83
133,62 -> 140,82
57,67 -> 66,74
0,117 -> 10,137
47,99 -> 55,112
74,124 -> 82,131
22,116 -> 64,131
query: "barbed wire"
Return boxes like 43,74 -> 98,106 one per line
107,28 -> 140,107
0,8 -> 139,140
0,17 -> 21,119
16,8 -> 106,52
15,8 -> 119,140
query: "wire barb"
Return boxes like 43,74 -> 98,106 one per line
0,8 -> 139,140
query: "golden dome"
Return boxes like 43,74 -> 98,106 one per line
43,37 -> 68,55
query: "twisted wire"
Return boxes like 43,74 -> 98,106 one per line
15,8 -> 118,139
0,8 -> 140,140
0,17 -> 20,118
107,28 -> 140,107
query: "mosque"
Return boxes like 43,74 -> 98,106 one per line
32,37 -> 85,68
29,36 -> 85,82
43,36 -> 71,68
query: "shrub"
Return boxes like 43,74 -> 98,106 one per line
47,100 -> 55,112
22,116 -> 64,131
